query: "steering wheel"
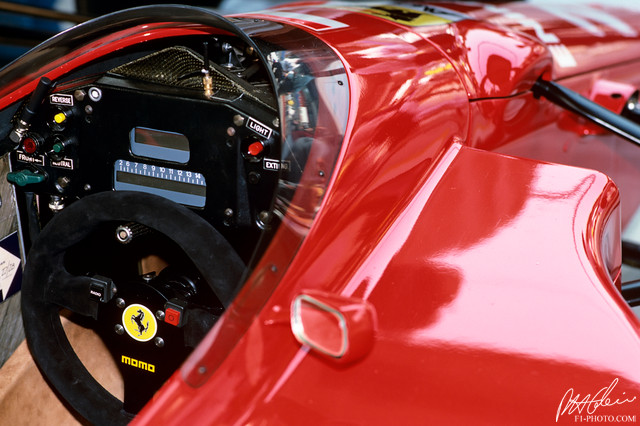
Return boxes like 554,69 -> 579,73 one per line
21,191 -> 244,425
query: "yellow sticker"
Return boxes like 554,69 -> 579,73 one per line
354,5 -> 452,27
122,303 -> 157,342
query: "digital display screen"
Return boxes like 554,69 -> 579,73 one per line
113,159 -> 206,208
130,127 -> 190,163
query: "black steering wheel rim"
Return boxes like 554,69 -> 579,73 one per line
21,191 -> 244,425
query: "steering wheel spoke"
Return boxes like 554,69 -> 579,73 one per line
44,271 -> 113,319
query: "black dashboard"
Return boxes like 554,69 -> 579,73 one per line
8,36 -> 281,261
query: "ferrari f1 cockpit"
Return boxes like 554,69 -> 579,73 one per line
0,5 -> 347,422
7,1 -> 640,425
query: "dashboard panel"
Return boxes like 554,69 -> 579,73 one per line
9,36 -> 281,260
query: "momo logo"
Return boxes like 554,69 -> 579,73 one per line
122,303 -> 157,342
121,355 -> 155,373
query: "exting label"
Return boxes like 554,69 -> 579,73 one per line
263,159 -> 290,171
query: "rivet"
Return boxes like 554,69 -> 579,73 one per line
74,89 -> 86,101
248,171 -> 260,184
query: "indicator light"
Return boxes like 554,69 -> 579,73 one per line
53,112 -> 66,124
52,142 -> 64,153
248,141 -> 264,156
50,136 -> 77,159
22,137 -> 39,154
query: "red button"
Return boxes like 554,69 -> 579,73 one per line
165,308 -> 181,326
248,141 -> 264,156
23,137 -> 38,154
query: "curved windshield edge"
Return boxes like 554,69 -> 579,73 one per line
181,19 -> 349,386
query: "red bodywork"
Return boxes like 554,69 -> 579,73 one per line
130,2 -> 640,424
4,1 -> 640,424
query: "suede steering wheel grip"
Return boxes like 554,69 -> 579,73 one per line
21,191 -> 244,425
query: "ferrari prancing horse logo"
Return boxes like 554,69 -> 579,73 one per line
122,304 -> 157,342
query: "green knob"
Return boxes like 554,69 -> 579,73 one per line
52,142 -> 64,153
7,170 -> 45,186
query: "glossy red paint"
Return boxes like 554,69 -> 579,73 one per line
139,144 -> 637,424
493,62 -> 640,228
446,2 -> 640,79
1,0 -> 638,423
557,79 -> 637,138
125,2 -> 640,424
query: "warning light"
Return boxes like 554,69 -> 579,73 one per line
22,136 -> 38,154
248,141 -> 264,156
53,112 -> 67,124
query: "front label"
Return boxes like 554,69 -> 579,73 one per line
122,303 -> 157,342
16,151 -> 45,166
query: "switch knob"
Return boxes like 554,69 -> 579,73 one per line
7,170 -> 45,186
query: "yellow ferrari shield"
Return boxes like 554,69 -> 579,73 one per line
122,303 -> 157,342
353,5 -> 454,27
